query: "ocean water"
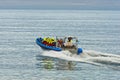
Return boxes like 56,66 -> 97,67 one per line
0,10 -> 120,80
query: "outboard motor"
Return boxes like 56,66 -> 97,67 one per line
77,48 -> 83,55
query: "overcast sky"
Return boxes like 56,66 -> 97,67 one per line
0,0 -> 120,10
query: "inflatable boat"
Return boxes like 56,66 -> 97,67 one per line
36,37 -> 83,55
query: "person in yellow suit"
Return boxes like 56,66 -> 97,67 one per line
42,37 -> 48,45
50,38 -> 56,46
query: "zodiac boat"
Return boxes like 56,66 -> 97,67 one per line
36,36 -> 83,55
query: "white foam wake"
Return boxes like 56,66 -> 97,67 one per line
82,50 -> 120,66
41,50 -> 120,66
41,50 -> 83,61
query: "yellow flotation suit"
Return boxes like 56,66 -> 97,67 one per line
43,37 -> 56,45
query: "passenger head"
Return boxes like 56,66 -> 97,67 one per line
68,37 -> 72,42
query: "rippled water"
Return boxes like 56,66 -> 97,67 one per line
0,10 -> 120,80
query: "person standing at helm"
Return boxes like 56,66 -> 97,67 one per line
64,37 -> 73,47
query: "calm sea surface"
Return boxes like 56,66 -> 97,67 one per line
0,10 -> 120,80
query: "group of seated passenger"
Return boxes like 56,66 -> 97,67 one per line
42,37 -> 75,48
42,37 -> 56,46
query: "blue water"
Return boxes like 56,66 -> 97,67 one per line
0,10 -> 120,80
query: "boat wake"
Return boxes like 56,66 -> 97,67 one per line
41,50 -> 120,67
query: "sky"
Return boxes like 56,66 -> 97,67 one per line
0,0 -> 120,10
